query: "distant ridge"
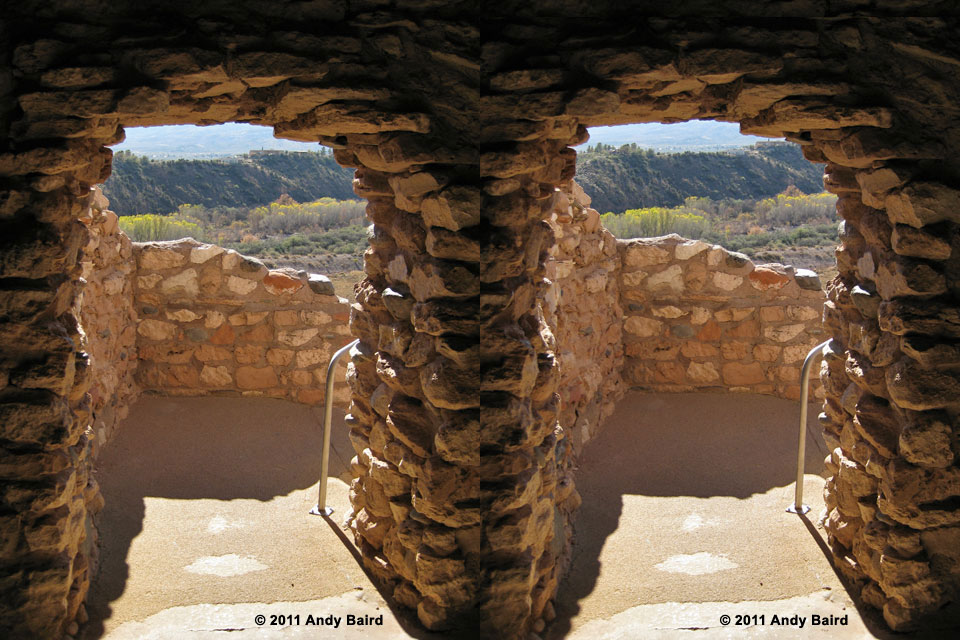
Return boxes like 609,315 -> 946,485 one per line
575,141 -> 823,214
102,150 -> 356,215
114,121 -> 762,158
102,142 -> 821,217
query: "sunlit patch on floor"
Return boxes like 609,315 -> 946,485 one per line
206,516 -> 245,534
680,513 -> 722,532
184,554 -> 267,577
654,552 -> 737,576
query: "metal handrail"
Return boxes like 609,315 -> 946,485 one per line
310,338 -> 359,517
787,339 -> 831,515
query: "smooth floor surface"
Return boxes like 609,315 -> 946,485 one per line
82,392 -> 918,639
549,392 -> 930,640
83,395 -> 430,639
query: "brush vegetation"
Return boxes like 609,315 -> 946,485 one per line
600,189 -> 839,265
117,195 -> 369,259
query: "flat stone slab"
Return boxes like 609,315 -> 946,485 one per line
101,591 -> 410,639
558,590 -> 874,639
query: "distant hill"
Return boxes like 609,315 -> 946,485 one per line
102,150 -> 356,215
113,123 -> 321,158
102,141 -> 821,218
575,141 -> 823,214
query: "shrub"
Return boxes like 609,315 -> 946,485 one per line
118,214 -> 204,242
601,207 -> 708,239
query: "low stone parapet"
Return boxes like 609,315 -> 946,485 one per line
618,234 -> 826,400
132,239 -> 353,404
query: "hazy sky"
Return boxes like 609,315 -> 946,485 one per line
114,120 -> 767,158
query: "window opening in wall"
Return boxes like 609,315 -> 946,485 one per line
103,122 -> 365,298
575,121 -> 839,282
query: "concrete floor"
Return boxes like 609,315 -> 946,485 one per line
548,392 -> 899,640
83,395 -> 430,640
82,392 -> 916,639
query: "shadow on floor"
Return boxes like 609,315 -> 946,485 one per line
572,392 -> 829,500
84,394 -> 354,639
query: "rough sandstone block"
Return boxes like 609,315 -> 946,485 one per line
722,362 -> 767,385
687,361 -> 720,383
226,275 -> 258,295
236,366 -> 278,389
713,272 -> 743,291
138,245 -> 186,270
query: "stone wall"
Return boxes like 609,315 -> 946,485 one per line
818,163 -> 960,631
544,182 -> 623,454
132,240 -> 353,405
1,184 -> 105,638
619,235 -> 826,400
78,189 -> 138,453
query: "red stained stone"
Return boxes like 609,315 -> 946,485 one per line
697,320 -> 721,341
238,323 -> 273,343
748,267 -> 791,290
263,271 -> 303,295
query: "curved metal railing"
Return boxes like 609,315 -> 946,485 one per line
310,338 -> 359,517
786,339 -> 831,515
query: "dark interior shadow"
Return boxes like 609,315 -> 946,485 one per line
793,514 -> 951,640
83,394 -> 352,639
547,391 -> 832,639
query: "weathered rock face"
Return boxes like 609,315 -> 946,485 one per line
132,239 -> 352,405
619,234 -> 826,400
4,3 -> 960,638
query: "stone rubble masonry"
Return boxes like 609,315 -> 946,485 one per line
4,4 -> 960,638
78,189 -> 138,454
544,181 -> 624,454
132,239 -> 353,407
15,185 -> 356,640
618,234 -> 826,401
338,123 -> 579,638
817,159 -> 960,633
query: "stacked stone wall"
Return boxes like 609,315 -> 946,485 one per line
1,184 -> 104,638
619,234 -> 826,400
544,182 -> 623,454
817,161 -> 960,631
131,240 -> 352,405
78,189 -> 138,453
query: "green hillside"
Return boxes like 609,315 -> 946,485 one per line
102,141 -> 821,220
102,150 -> 356,216
575,141 -> 823,214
